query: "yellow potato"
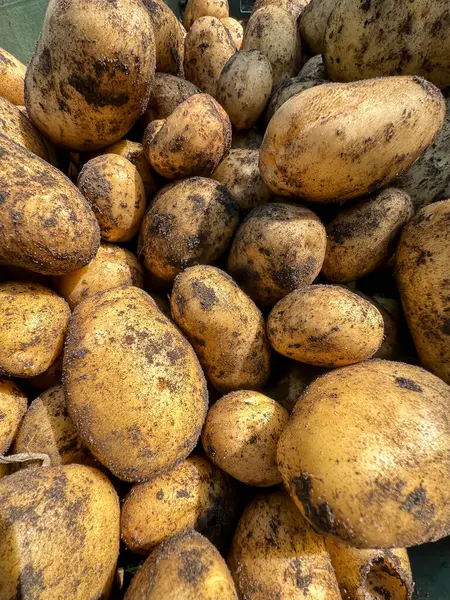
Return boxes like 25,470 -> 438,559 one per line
252,0 -> 312,20
141,0 -> 184,75
265,76 -> 325,125
0,97 -> 49,160
183,0 -> 229,30
0,47 -> 26,105
220,17 -> 243,50
299,0 -> 336,54
142,73 -> 200,125
0,379 -> 27,454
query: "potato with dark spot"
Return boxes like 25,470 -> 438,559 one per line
0,283 -> 70,378
268,285 -> 384,367
229,491 -> 341,600
231,128 -> 264,150
141,0 -> 184,75
300,0 -> 336,54
0,464 -> 119,599
277,359 -> 450,548
252,0 -> 312,20
0,97 -> 49,160
260,77 -> 445,201
29,353 -> 63,390
220,17 -> 243,50
78,154 -> 146,242
138,177 -> 239,283
396,200 -> 450,384
227,203 -> 326,306
183,0 -> 229,31
0,379 -> 27,454
265,76 -> 325,125
0,47 -> 26,105
298,54 -> 326,79
171,265 -> 271,393
142,73 -> 200,125
64,286 -> 208,482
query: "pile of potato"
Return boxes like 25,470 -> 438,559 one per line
0,0 -> 449,597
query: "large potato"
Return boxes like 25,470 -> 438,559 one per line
227,203 -> 326,306
0,283 -> 70,378
299,0 -> 336,54
0,134 -> 100,275
220,17 -> 243,50
183,0 -> 229,30
252,0 -> 312,20
0,379 -> 27,454
265,76 -> 325,125
229,491 -> 341,600
324,0 -> 450,89
138,177 -> 239,283
260,76 -> 445,201
141,0 -> 184,75
171,265 -> 271,392
267,285 -> 384,367
142,73 -> 200,124
0,47 -> 26,105
277,359 -> 450,548
396,200 -> 450,384
64,286 -> 208,482
25,0 -> 155,151
0,464 -> 119,599
0,97 -> 49,160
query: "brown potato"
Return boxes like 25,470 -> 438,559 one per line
171,265 -> 271,393
299,0 -> 336,54
0,379 -> 27,454
142,73 -> 200,125
141,0 -> 184,75
220,17 -> 243,50
227,203 -> 326,306
183,0 -> 229,30
0,47 -> 26,105
231,128 -> 264,149
265,76 -> 325,125
298,54 -> 326,79
267,285 -> 384,367
252,0 -> 312,20
29,353 -> 63,390
0,97 -> 49,160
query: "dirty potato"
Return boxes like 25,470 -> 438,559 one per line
220,17 -> 243,50
265,76 -> 325,125
252,0 -> 311,20
299,0 -> 336,54
0,47 -> 26,105
0,97 -> 49,160
141,0 -> 184,75
142,73 -> 200,125
0,379 -> 27,454
183,0 -> 229,30
298,54 -> 326,79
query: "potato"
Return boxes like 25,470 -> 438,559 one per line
229,491 -> 341,600
25,0 -> 155,151
216,50 -> 273,130
29,354 -> 63,390
0,464 -> 119,599
0,47 -> 26,105
54,243 -> 143,309
268,285 -> 384,367
125,531 -> 238,600
242,7 -> 302,87
265,76 -> 325,125
220,17 -> 243,50
64,286 -> 208,482
211,149 -> 270,212
78,154 -> 146,242
231,128 -> 264,150
396,200 -> 450,384
184,17 -> 236,96
142,73 -> 200,125
0,283 -> 70,378
298,54 -> 325,79
252,0 -> 312,20
322,188 -> 414,283
0,379 -> 27,454
141,0 -> 184,75
0,134 -> 100,275
121,454 -> 236,554
325,537 -> 413,600
277,359 -> 450,548
370,298 -> 402,362
143,94 -> 231,179
227,203 -> 326,306
138,177 -> 239,283
299,0 -> 336,54
324,0 -> 450,89
260,76 -> 445,201
202,391 -> 288,486
183,0 -> 229,31
0,97 -> 49,160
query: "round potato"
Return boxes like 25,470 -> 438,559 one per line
64,286 -> 208,482
171,265 -> 271,393
227,203 -> 326,306
260,76 -> 445,201
265,76 -> 325,125
141,0 -> 184,75
231,128 -> 264,150
0,97 -> 49,160
78,154 -> 146,242
277,359 -> 450,548
0,464 -> 119,599
183,0 -> 229,30
229,491 -> 341,600
220,17 -> 243,50
298,54 -> 326,79
0,379 -> 27,454
0,47 -> 26,105
0,283 -> 70,378
299,0 -> 336,54
29,353 -> 63,390
138,177 -> 239,283
142,73 -> 200,125
267,285 -> 384,367
252,0 -> 311,20
202,391 -> 288,486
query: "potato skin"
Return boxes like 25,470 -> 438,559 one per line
299,0 -> 336,54
138,177 -> 239,283
171,265 -> 271,393
29,353 -> 63,390
0,464 -> 119,599
0,283 -> 70,378
142,73 -> 200,125
277,359 -> 450,548
0,379 -> 27,454
227,203 -> 326,306
267,285 -> 384,367
141,0 -> 184,75
183,0 -> 229,31
265,76 -> 325,125
252,0 -> 311,20
229,491 -> 341,600
298,54 -> 326,79
0,97 -> 49,160
0,134 -> 100,275
64,286 -> 208,482
396,200 -> 450,384
322,188 -> 414,283
260,76 -> 445,201
220,17 -> 243,50
0,47 -> 26,105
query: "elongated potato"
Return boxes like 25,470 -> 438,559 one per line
183,0 -> 229,30
298,54 -> 326,79
260,76 -> 445,201
171,265 -> 271,393
277,359 -> 450,548
265,76 -> 325,125
252,0 -> 311,20
0,47 -> 26,105
0,379 -> 27,454
220,17 -> 243,50
229,491 -> 341,600
299,0 -> 336,54
0,97 -> 49,160
141,0 -> 184,75
142,73 -> 200,125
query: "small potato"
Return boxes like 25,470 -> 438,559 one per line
267,285 -> 384,367
0,47 -> 26,105
141,0 -> 184,74
216,50 -> 273,130
54,243 -> 143,309
138,177 -> 239,283
184,17 -> 236,96
121,454 -> 236,553
183,0 -> 229,30
220,17 -> 243,50
265,76 -> 325,125
231,128 -> 264,150
211,149 -> 270,212
242,6 -> 302,87
322,188 -> 414,283
171,265 -> 271,393
299,0 -> 336,54
298,54 -> 326,79
78,154 -> 146,242
0,379 -> 27,454
0,97 -> 49,160
143,94 -> 231,179
227,203 -> 326,306
0,283 -> 70,378
29,353 -> 63,390
202,391 -> 288,486
252,0 -> 312,20
142,73 -> 200,124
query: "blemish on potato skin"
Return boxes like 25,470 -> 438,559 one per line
291,473 -> 337,534
395,377 -> 422,392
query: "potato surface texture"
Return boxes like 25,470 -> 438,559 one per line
0,97 -> 49,160
141,0 -> 184,75
0,47 -> 26,105
183,0 -> 230,31
0,379 -> 27,454
142,73 -> 200,124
